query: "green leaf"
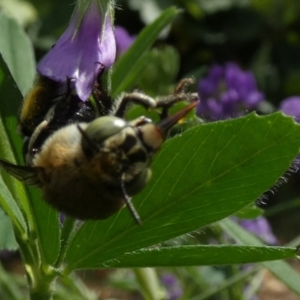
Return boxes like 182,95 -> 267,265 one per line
235,205 -> 264,219
65,112 -> 300,270
112,51 -> 152,96
97,245 -> 297,268
0,54 -> 24,163
111,6 -> 180,97
27,187 -> 60,265
0,174 -> 27,235
220,218 -> 300,296
0,207 -> 18,250
54,216 -> 77,267
0,16 -> 60,265
134,46 -> 180,96
0,56 -> 28,235
0,12 -> 35,96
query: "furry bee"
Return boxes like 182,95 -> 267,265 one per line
0,76 -> 198,224
19,67 -> 112,163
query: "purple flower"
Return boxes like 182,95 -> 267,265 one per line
161,273 -> 183,300
37,0 -> 116,101
197,63 -> 264,120
279,96 -> 300,122
239,217 -> 277,245
115,26 -> 135,56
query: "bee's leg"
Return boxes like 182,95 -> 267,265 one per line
174,78 -> 195,94
24,103 -> 59,165
112,78 -> 198,119
92,63 -> 113,116
156,78 -> 199,120
25,120 -> 49,165
121,175 -> 142,225
112,92 -> 157,118
156,92 -> 199,120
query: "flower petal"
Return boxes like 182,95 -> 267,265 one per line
37,0 -> 116,101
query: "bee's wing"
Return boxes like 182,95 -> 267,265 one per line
0,160 -> 42,187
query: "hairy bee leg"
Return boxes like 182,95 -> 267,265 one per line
112,78 -> 198,119
156,92 -> 199,107
174,78 -> 195,94
112,92 -> 157,118
25,101 -> 61,164
121,176 -> 142,225
155,78 -> 198,119
156,92 -> 199,120
25,120 -> 49,164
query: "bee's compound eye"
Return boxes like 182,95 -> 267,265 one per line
125,168 -> 152,196
82,116 -> 127,148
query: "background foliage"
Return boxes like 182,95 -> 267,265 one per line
1,0 -> 300,299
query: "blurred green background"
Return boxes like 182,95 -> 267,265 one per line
1,0 -> 300,299
3,0 -> 300,102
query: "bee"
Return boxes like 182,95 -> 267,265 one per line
19,65 -> 111,163
0,76 -> 198,224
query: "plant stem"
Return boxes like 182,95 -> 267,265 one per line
15,229 -> 58,300
134,268 -> 166,300
55,216 -> 77,268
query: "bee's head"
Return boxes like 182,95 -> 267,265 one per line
137,101 -> 198,152
80,101 -> 197,159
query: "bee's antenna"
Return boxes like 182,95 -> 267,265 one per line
120,176 -> 142,225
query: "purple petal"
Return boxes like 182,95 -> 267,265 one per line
161,273 -> 177,286
207,98 -> 225,119
280,96 -> 300,122
220,89 -> 239,116
198,64 -> 224,97
37,1 -> 116,101
98,11 -> 116,70
161,273 -> 183,300
240,217 -> 277,245
224,62 -> 242,90
220,89 -> 239,104
197,97 -> 224,120
208,64 -> 224,82
115,26 -> 135,55
245,91 -> 264,108
225,64 -> 261,105
198,62 -> 263,120
198,78 -> 217,98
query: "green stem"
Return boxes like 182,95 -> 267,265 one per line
25,262 -> 58,300
55,216 -> 77,268
15,229 -> 57,300
133,268 -> 166,300
191,266 -> 259,300
244,270 -> 264,300
228,265 -> 244,300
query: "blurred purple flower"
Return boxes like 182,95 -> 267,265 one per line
161,273 -> 183,300
197,63 -> 264,120
279,96 -> 300,122
239,217 -> 277,245
279,96 -> 300,167
37,0 -> 116,101
115,26 -> 135,56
